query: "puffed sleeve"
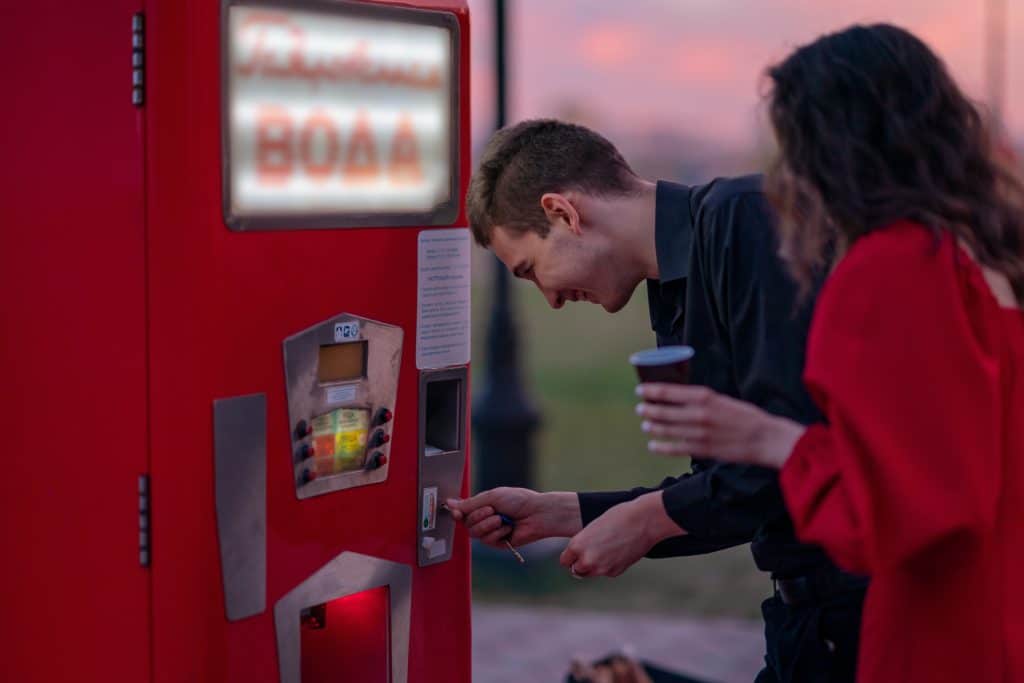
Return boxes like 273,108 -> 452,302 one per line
780,225 -> 1002,575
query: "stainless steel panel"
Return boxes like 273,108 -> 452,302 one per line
213,393 -> 267,621
283,313 -> 402,498
273,551 -> 412,683
417,366 -> 467,566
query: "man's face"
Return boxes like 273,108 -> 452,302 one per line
489,217 -> 639,313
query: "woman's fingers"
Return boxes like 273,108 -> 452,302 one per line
636,401 -> 709,426
640,420 -> 707,440
637,383 -> 713,404
647,439 -> 697,456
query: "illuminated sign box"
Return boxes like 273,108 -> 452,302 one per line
222,1 -> 460,230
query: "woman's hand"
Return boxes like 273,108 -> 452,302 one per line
635,383 -> 806,469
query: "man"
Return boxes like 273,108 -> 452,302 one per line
447,119 -> 866,682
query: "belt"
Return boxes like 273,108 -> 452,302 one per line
774,569 -> 868,607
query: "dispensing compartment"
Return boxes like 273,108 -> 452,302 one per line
274,551 -> 412,683
300,588 -> 390,683
417,367 -> 467,566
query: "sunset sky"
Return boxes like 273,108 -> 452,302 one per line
468,0 -> 1023,152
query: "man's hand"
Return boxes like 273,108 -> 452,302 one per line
446,488 -> 582,548
559,491 -> 684,578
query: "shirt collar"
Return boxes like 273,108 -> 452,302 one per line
654,180 -> 694,282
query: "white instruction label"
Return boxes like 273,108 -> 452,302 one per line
422,486 -> 438,531
416,229 -> 471,369
325,385 -> 357,404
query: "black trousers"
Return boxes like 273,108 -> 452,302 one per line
753,586 -> 866,683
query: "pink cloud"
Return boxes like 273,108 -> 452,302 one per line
669,38 -> 747,86
577,24 -> 647,68
470,0 -> 1023,147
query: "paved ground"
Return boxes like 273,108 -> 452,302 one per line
473,604 -> 764,683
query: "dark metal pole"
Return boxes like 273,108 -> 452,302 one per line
472,0 -> 539,492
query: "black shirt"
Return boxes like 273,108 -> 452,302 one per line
577,175 -> 836,576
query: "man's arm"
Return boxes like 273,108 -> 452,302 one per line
576,472 -> 753,556
577,465 -> 771,557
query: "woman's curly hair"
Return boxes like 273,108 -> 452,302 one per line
764,23 -> 1024,304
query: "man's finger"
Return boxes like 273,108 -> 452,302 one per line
480,526 -> 512,547
444,498 -> 465,521
464,505 -> 496,528
449,487 -> 506,515
467,514 -> 505,539
559,541 -> 579,568
507,527 -> 532,546
571,553 -> 595,577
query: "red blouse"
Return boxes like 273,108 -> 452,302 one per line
780,222 -> 1024,682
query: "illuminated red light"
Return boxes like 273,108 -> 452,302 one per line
301,587 -> 390,682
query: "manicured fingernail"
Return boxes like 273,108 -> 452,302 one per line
641,421 -> 652,433
635,404 -> 644,415
635,385 -> 644,396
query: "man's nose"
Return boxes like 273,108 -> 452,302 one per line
539,285 -> 564,309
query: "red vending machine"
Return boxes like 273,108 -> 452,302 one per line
1,1 -> 472,682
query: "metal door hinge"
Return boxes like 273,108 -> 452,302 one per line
139,474 -> 151,567
132,14 -> 145,106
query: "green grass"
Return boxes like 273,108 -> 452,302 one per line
469,262 -> 768,619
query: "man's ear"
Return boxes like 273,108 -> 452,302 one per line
540,192 -> 582,236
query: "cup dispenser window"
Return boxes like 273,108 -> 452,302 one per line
424,378 -> 461,455
283,314 -> 403,499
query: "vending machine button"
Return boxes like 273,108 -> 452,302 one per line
370,430 -> 390,447
374,408 -> 393,425
299,443 -> 315,459
294,419 -> 312,439
365,452 -> 388,470
300,469 -> 316,484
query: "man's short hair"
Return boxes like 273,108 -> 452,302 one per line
465,119 -> 638,246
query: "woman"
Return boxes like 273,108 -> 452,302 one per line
636,24 -> 1024,682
